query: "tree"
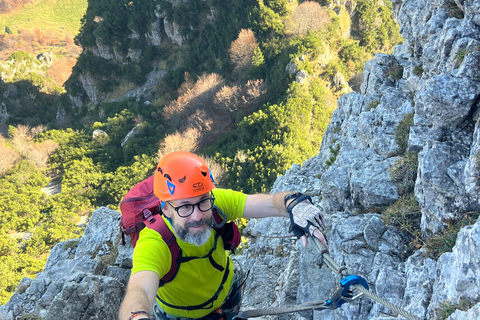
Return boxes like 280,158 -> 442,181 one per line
249,3 -> 285,41
285,1 -> 331,36
248,46 -> 266,79
229,29 -> 258,79
266,0 -> 290,16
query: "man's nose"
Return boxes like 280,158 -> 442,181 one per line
189,205 -> 203,221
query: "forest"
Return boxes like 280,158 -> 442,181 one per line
0,0 -> 402,304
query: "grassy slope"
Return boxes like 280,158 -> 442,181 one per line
0,0 -> 87,36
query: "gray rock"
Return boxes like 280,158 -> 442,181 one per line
415,141 -> 472,235
448,302 -> 480,320
464,122 -> 480,204
92,129 -> 108,139
146,19 -> 162,46
92,41 -> 115,60
401,250 -> 437,319
164,18 -> 184,45
427,217 -> 480,319
121,124 -> 141,148
414,74 -> 480,130
0,208 -> 127,320
78,73 -> 103,105
361,54 -> 402,95
296,70 -> 308,84
37,52 -> 53,67
408,126 -> 444,152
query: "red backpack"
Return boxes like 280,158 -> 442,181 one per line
119,175 -> 241,283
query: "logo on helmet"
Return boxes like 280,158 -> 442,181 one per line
167,180 -> 176,195
193,182 -> 204,192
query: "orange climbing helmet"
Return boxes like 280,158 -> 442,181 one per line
153,151 -> 215,202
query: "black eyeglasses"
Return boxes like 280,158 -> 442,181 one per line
166,197 -> 215,218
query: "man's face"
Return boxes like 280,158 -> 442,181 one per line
163,192 -> 215,246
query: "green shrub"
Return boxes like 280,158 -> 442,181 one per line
386,65 -> 404,80
456,46 -> 480,63
356,0 -> 403,53
325,143 -> 340,167
394,113 -> 414,155
447,3 -> 464,19
413,65 -> 424,76
366,99 -> 380,111
390,151 -> 418,197
437,299 -> 474,320
425,211 -> 480,259
381,195 -> 423,254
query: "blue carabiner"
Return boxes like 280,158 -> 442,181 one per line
325,275 -> 369,309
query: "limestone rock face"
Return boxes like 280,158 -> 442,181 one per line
92,41 -> 115,60
426,217 -> 480,319
146,19 -> 162,46
78,73 -> 104,105
164,18 -> 184,46
0,208 -> 132,320
259,0 -> 480,318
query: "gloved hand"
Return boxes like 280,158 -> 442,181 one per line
286,193 -> 327,247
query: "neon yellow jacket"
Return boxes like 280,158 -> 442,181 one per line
131,188 -> 247,318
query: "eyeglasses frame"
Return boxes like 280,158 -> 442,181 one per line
166,195 -> 216,218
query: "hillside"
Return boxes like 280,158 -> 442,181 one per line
0,0 -> 86,97
0,0 -> 479,319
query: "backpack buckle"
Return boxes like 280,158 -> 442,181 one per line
142,208 -> 156,223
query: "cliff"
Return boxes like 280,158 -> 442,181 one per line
1,0 -> 480,319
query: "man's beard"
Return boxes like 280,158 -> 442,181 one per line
172,215 -> 215,246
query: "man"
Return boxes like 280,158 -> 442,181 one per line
119,151 -> 327,320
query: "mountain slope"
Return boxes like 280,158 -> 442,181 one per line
0,1 -> 479,320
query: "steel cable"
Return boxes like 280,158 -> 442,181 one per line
312,238 -> 423,320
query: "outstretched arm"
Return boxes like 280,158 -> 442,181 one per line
119,271 -> 159,320
243,192 -> 291,219
243,192 -> 327,247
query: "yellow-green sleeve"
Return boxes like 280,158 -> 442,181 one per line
211,188 -> 247,220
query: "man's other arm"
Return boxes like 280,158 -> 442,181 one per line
118,270 -> 159,320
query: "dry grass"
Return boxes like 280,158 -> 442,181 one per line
425,211 -> 480,259
381,195 -> 424,255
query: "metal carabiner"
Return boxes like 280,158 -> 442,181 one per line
325,275 -> 369,309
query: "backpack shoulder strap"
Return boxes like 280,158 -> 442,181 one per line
145,216 -> 181,285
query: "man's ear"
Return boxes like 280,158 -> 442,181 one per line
162,202 -> 173,218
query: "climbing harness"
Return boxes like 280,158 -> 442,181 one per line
233,237 -> 424,320
152,259 -> 247,320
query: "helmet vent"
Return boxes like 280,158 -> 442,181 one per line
178,176 -> 186,183
201,171 -> 207,177
157,167 -> 163,174
164,174 -> 172,181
